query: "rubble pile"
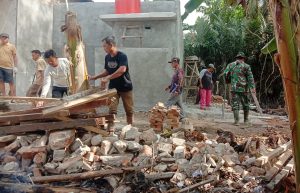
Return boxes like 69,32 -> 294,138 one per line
149,102 -> 167,131
0,122 -> 294,193
149,103 -> 181,131
165,106 -> 180,129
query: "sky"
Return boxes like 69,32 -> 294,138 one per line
93,0 -> 201,25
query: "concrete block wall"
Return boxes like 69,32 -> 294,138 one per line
0,0 -> 183,110
16,0 -> 54,95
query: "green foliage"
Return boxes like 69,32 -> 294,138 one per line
184,0 -> 283,107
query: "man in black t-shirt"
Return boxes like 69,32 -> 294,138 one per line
89,36 -> 133,133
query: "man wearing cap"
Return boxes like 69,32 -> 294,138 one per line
0,33 -> 17,96
165,57 -> 185,120
199,64 -> 215,110
26,50 -> 47,97
224,52 -> 255,126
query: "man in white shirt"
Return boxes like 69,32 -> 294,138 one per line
37,49 -> 70,107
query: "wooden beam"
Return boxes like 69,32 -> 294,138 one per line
0,118 -> 97,136
0,96 -> 61,102
145,172 -> 175,181
54,116 -> 109,136
69,98 -> 110,113
265,149 -> 293,181
266,159 -> 294,190
255,141 -> 292,166
178,178 -> 215,193
63,86 -> 102,101
0,110 -> 70,123
42,89 -> 117,115
0,182 -> 96,193
32,168 -> 124,183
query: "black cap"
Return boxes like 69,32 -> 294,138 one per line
0,33 -> 9,38
168,57 -> 180,63
31,50 -> 42,55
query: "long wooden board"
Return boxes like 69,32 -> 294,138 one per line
266,159 -> 294,190
0,110 -> 70,123
0,118 -> 98,136
43,89 -> 117,115
265,149 -> 293,181
0,182 -> 96,193
0,96 -> 61,102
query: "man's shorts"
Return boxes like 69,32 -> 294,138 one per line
0,67 -> 13,83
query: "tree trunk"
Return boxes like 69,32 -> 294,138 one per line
61,11 -> 90,94
269,0 -> 300,191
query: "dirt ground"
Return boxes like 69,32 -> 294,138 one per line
117,106 -> 291,141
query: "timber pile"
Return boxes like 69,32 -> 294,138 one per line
0,115 -> 295,193
0,88 -> 117,136
149,102 -> 167,131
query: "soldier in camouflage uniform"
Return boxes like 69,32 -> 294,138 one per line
224,52 -> 256,125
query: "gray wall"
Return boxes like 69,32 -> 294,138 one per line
53,0 -> 183,110
0,0 -> 18,44
0,0 -> 53,96
16,0 -> 54,95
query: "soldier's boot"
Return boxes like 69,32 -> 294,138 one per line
244,110 -> 250,125
233,110 -> 240,126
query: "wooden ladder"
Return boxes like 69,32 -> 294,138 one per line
121,25 -> 143,47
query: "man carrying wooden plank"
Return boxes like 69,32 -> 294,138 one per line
26,50 -> 46,97
37,49 -> 71,107
89,36 -> 133,133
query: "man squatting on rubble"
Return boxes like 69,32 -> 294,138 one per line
165,57 -> 185,120
0,33 -> 18,96
89,36 -> 134,133
37,49 -> 71,107
224,52 -> 256,126
26,50 -> 47,97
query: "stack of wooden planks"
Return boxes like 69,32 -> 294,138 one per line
0,88 -> 117,137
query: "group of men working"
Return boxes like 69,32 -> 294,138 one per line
0,31 -> 255,128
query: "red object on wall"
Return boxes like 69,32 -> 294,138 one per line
115,0 -> 141,14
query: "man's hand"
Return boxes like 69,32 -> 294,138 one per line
88,75 -> 96,81
101,76 -> 110,84
13,67 -> 17,74
171,91 -> 179,97
36,101 -> 44,107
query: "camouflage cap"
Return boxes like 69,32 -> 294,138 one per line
235,52 -> 246,59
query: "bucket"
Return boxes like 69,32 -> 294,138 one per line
115,0 -> 141,14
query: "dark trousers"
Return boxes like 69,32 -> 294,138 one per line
52,86 -> 68,98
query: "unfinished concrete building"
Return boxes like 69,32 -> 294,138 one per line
0,0 -> 183,110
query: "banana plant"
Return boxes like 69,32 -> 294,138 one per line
182,0 -> 206,20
